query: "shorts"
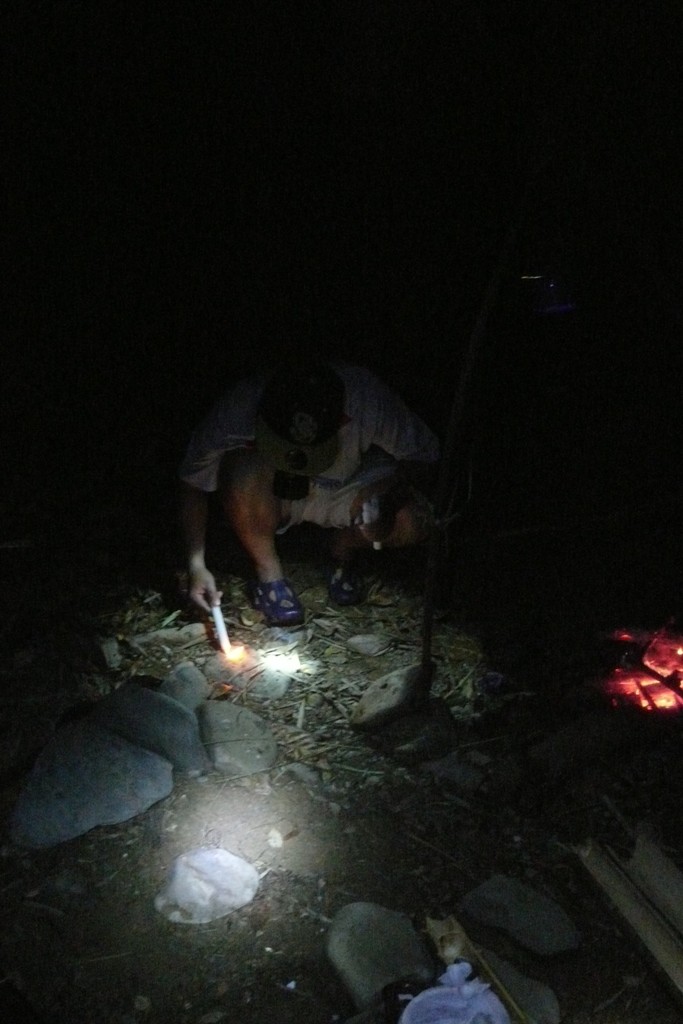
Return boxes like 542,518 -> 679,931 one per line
279,446 -> 398,532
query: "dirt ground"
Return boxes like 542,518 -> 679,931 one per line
3,4 -> 679,1017
1,451 -> 682,1024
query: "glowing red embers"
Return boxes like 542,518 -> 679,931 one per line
604,667 -> 683,711
642,634 -> 683,677
604,629 -> 683,712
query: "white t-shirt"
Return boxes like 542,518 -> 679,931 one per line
179,362 -> 439,494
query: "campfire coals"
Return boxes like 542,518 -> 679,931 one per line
604,627 -> 683,712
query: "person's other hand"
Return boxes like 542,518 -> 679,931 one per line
188,567 -> 222,612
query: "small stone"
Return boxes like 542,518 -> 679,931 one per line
345,634 -> 392,657
159,661 -> 211,710
349,666 -> 425,731
326,902 -> 436,1010
99,637 -> 122,670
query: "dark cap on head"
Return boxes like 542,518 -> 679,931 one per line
255,361 -> 345,477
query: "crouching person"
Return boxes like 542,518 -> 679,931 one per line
179,357 -> 439,626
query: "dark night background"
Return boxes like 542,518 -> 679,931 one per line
3,2 -> 681,640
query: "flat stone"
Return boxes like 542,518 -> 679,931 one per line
459,875 -> 581,956
326,902 -> 436,1010
159,661 -> 211,710
154,847 -> 259,923
86,683 -> 210,775
10,721 -> 173,849
197,702 -> 278,776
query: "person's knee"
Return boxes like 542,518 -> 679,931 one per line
219,449 -> 271,491
218,451 -> 279,535
386,497 -> 434,547
354,479 -> 433,548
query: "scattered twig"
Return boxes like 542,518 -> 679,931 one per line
160,609 -> 182,628
179,634 -> 210,650
592,985 -> 628,1014
406,831 -> 475,873
325,763 -> 384,776
77,951 -> 133,964
456,735 -> 506,750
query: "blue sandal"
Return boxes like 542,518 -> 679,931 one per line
326,564 -> 365,606
248,578 -> 304,626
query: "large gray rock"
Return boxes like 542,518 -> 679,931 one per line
10,720 -> 173,848
86,683 -> 210,775
197,702 -> 278,776
326,902 -> 436,1010
459,875 -> 581,956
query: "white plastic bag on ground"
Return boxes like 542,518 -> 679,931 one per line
154,847 -> 259,923
399,961 -> 510,1024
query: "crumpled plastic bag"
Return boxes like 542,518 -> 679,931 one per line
399,961 -> 510,1024
154,847 -> 259,923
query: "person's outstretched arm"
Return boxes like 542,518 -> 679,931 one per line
180,481 -> 222,611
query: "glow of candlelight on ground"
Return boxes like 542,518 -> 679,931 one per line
225,645 -> 245,662
262,649 -> 302,675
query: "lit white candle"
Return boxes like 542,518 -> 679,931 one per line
211,604 -> 231,655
